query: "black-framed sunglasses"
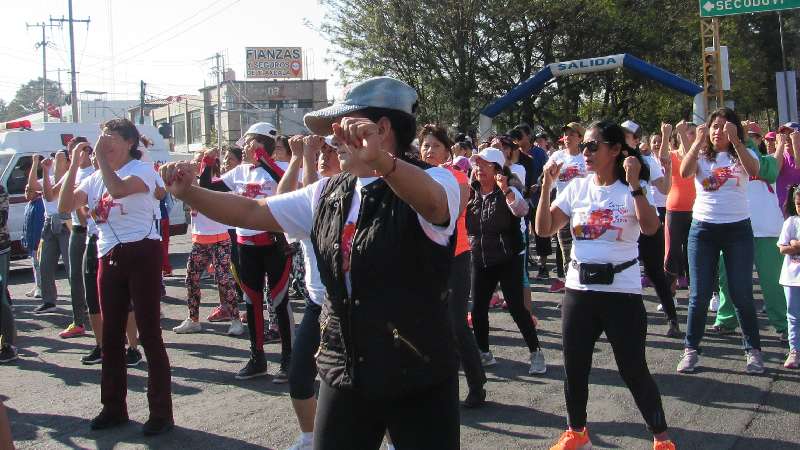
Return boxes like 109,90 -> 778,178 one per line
579,140 -> 611,153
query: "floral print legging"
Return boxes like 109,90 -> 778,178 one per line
186,239 -> 240,321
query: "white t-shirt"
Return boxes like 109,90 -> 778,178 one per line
299,239 -> 325,305
70,166 -> 96,226
39,176 -> 58,215
748,176 -> 783,238
693,149 -> 758,224
221,164 -> 279,237
548,150 -> 588,193
552,176 -> 655,294
778,216 -> 800,286
77,160 -> 162,257
267,167 -> 460,295
510,163 -> 528,240
191,210 -> 230,236
642,155 -> 667,208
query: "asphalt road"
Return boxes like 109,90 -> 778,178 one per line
1,234 -> 799,450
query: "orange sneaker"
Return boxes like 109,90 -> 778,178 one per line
653,440 -> 676,450
550,428 -> 592,450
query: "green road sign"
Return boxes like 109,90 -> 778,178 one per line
699,0 -> 800,17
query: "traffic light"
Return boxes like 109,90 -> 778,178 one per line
704,53 -> 718,94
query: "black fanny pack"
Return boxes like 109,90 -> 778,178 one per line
572,258 -> 638,285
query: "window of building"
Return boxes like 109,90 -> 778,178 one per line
298,99 -> 313,109
189,111 -> 202,144
173,116 -> 186,145
269,100 -> 284,109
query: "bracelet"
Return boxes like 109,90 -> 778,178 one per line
376,154 -> 398,178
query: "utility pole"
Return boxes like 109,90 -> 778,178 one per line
49,68 -> 68,122
139,81 -> 146,124
50,0 -> 90,123
215,53 -> 223,145
27,22 -> 56,123
778,11 -> 792,123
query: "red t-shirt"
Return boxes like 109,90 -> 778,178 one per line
666,151 -> 696,212
446,167 -> 471,256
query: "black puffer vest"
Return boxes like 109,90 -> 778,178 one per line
465,182 -> 524,268
310,162 -> 457,400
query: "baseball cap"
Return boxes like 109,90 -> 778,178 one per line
304,76 -> 418,135
747,122 -> 763,136
236,122 -> 278,147
765,131 -> 777,141
469,147 -> 505,168
562,122 -> 586,136
778,122 -> 800,133
620,120 -> 641,136
324,135 -> 338,148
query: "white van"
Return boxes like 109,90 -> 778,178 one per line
0,120 -> 190,260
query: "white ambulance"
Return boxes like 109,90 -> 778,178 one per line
0,119 -> 190,260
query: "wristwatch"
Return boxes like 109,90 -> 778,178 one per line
630,187 -> 645,197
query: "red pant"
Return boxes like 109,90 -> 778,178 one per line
160,217 -> 172,274
98,238 -> 173,420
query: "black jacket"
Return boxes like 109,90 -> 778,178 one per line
465,182 -> 524,268
310,163 -> 457,400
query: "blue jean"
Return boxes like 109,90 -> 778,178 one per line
685,219 -> 761,351
785,286 -> 800,351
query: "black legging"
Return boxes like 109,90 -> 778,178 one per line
665,210 -> 691,283
313,375 -> 459,450
228,229 -> 243,302
448,252 -> 486,390
237,243 -> 292,362
471,256 -> 540,353
562,289 -> 668,434
638,224 -> 678,321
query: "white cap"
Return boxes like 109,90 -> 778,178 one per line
324,135 -> 338,148
621,120 -> 640,135
469,147 -> 505,168
236,122 -> 278,147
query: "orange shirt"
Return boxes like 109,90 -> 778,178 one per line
446,167 -> 471,256
666,151 -> 696,212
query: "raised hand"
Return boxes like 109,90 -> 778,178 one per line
159,161 -> 195,198
723,121 -> 741,146
495,173 -> 509,192
332,117 -> 384,168
288,135 -> 306,158
542,160 -> 562,185
623,156 -> 642,187
693,124 -> 709,150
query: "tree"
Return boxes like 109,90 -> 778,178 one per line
321,1 -> 798,136
0,100 -> 8,122
5,78 -> 66,120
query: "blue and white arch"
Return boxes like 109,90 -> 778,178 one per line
478,54 -> 704,138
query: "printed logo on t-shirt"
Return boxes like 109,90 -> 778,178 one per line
701,166 -> 741,192
92,193 -> 126,224
790,254 -> 800,266
341,222 -> 356,273
559,164 -> 587,183
240,182 -> 273,199
572,205 -> 627,241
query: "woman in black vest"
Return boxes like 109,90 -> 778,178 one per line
160,77 -> 462,449
466,147 -> 546,376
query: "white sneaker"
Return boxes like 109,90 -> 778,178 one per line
480,351 -> 497,367
709,293 -> 720,312
529,350 -> 546,374
228,318 -> 245,336
173,318 -> 202,334
287,433 -> 313,450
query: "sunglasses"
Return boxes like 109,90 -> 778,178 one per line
579,141 -> 611,153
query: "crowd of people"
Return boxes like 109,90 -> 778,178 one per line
1,75 -> 799,450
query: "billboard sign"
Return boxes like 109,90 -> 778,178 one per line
246,47 -> 303,79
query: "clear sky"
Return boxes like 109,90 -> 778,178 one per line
0,0 -> 339,104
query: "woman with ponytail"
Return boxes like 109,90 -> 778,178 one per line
537,120 -> 674,450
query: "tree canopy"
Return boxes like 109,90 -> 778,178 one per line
2,78 -> 66,122
321,0 -> 799,136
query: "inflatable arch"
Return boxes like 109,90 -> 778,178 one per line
478,54 -> 705,138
